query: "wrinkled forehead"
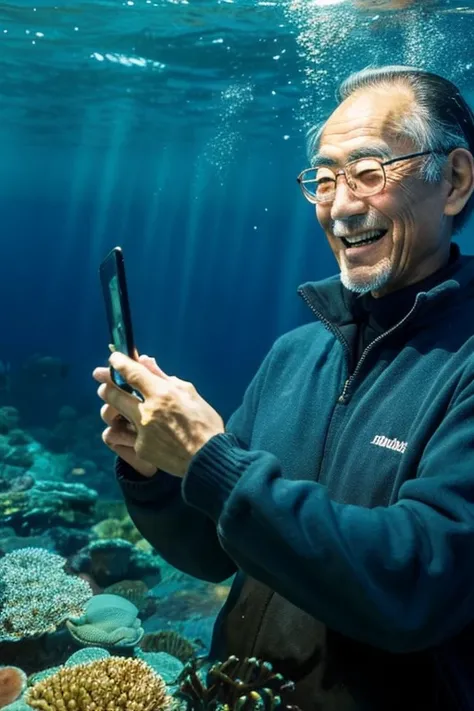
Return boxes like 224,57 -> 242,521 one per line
316,86 -> 416,164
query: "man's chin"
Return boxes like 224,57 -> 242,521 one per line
340,259 -> 393,295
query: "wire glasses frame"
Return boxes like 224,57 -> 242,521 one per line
296,150 -> 448,204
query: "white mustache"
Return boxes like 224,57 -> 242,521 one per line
332,221 -> 387,237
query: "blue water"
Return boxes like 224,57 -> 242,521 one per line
1,0 -> 473,428
1,0 -> 474,700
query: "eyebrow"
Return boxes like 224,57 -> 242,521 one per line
311,145 -> 394,168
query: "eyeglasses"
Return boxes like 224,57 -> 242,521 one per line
296,150 -> 449,204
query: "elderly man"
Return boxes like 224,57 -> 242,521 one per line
93,66 -> 474,710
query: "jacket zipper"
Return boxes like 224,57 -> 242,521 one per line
243,291 -> 425,659
298,288 -> 425,404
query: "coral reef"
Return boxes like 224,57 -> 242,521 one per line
0,446 -> 34,471
104,579 -> 149,607
139,631 -> 197,664
0,524 -> 91,559
27,666 -> 62,687
135,650 -> 185,685
65,593 -> 144,648
0,629 -> 78,676
175,656 -> 301,711
48,526 -> 92,557
0,474 -> 34,494
65,647 -> 110,666
1,701 -> 31,711
26,657 -> 171,711
68,538 -> 162,587
93,499 -> 129,522
92,515 -> 143,545
0,527 -> 54,555
0,401 -> 249,702
0,548 -> 93,642
0,666 -> 26,708
0,480 -> 97,534
104,579 -> 158,619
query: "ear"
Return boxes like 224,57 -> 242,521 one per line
443,148 -> 474,217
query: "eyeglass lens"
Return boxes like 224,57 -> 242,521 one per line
302,159 -> 385,202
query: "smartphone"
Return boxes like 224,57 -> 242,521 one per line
99,246 -> 142,399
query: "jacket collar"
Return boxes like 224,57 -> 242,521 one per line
297,242 -> 474,328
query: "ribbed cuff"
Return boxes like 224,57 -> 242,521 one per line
115,458 -> 180,505
182,433 -> 251,522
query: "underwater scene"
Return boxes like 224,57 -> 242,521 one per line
1,0 -> 474,709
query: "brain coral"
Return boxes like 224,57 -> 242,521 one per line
25,657 -> 171,711
65,593 -> 144,648
0,548 -> 92,641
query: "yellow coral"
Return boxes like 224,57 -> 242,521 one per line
92,516 -> 143,545
25,657 -> 171,711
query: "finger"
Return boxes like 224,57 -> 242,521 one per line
102,426 -> 137,448
138,354 -> 169,379
104,440 -> 139,468
100,403 -> 135,429
100,403 -> 120,426
109,352 -> 164,399
97,382 -> 141,425
92,366 -> 113,384
112,445 -> 139,467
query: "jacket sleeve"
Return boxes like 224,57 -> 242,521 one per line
116,348 -> 274,583
182,373 -> 474,652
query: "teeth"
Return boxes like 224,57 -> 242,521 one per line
344,230 -> 385,245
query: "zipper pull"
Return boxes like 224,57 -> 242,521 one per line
338,379 -> 350,403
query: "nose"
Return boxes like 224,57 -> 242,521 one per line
329,175 -> 367,221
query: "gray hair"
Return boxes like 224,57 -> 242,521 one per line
306,65 -> 474,234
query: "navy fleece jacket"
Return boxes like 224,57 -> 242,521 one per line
117,241 -> 474,655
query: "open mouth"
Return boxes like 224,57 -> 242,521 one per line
341,229 -> 387,248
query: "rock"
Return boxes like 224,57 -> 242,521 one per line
68,539 -> 161,588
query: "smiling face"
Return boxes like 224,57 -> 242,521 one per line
315,84 -> 454,297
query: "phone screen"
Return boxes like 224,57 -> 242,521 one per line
109,273 -> 129,358
99,246 -> 141,397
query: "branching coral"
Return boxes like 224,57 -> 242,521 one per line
26,657 -> 171,711
175,655 -> 301,711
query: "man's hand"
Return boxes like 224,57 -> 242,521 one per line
94,355 -> 159,477
93,353 -> 225,478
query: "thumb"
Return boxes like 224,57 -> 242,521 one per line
138,354 -> 169,379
